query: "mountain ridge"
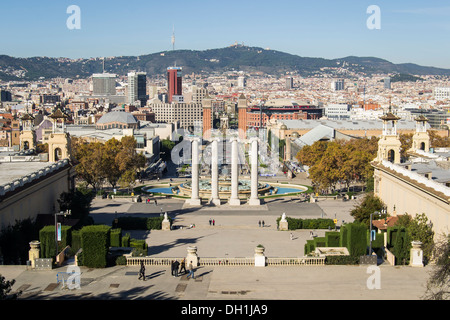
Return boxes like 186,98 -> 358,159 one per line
1,45 -> 449,81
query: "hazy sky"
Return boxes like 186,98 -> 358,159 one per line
2,0 -> 450,68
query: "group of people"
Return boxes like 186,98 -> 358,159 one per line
171,258 -> 195,279
258,220 -> 265,227
209,218 -> 215,226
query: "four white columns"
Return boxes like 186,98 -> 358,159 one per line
187,137 -> 260,206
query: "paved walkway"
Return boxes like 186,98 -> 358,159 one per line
1,264 -> 432,300
0,194 -> 432,301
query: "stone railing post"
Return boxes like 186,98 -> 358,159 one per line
410,241 -> 424,267
28,241 -> 41,269
254,245 -> 266,267
186,246 -> 199,267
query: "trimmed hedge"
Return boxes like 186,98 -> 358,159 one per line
277,217 -> 335,230
325,232 -> 340,247
341,223 -> 368,257
313,237 -> 326,248
325,255 -> 359,265
113,216 -> 172,230
39,225 -> 72,258
110,228 -> 122,247
81,225 -> 111,268
389,226 -> 410,265
304,240 -> 315,255
122,233 -> 131,247
71,230 -> 82,253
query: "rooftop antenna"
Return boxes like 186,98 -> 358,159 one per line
171,25 -> 175,51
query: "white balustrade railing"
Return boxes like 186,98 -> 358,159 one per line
126,256 -> 325,266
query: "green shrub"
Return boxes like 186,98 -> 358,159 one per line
131,247 -> 148,257
146,217 -> 165,230
122,233 -> 131,247
71,230 -> 82,254
313,237 -> 326,248
325,255 -> 359,265
113,216 -> 172,230
339,223 -> 367,257
346,223 -> 368,257
110,228 -> 122,247
130,238 -> 148,250
304,240 -> 315,255
39,225 -> 72,258
276,217 -> 335,230
115,256 -> 127,265
325,231 -> 340,247
340,225 -> 348,248
80,225 -> 111,268
392,227 -> 410,265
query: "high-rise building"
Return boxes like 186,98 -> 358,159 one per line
167,67 -> 182,103
384,77 -> 391,89
331,79 -> 345,91
434,87 -> 450,100
0,90 -> 12,102
128,71 -> 148,106
238,76 -> 247,89
92,73 -> 117,96
286,77 -> 293,90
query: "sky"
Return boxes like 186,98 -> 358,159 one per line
1,0 -> 450,68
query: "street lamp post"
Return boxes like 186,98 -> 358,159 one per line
54,209 -> 71,258
369,211 -> 380,256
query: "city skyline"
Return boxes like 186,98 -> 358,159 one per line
1,0 -> 450,69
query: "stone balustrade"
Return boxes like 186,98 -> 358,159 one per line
126,256 -> 325,267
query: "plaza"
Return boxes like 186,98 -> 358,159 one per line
1,188 -> 433,300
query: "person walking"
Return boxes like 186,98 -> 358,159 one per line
209,218 -> 212,226
258,220 -> 261,227
173,260 -> 180,277
262,220 -> 265,228
138,261 -> 146,281
180,258 -> 186,275
212,219 -> 215,226
187,262 -> 195,280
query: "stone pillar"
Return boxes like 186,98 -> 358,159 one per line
248,138 -> 261,206
210,138 -> 221,206
410,241 -> 424,267
188,138 -> 201,206
279,212 -> 288,231
254,245 -> 266,267
162,212 -> 171,231
229,137 -> 241,206
186,246 -> 199,267
28,241 -> 40,269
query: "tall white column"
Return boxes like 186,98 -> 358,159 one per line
210,138 -> 221,206
249,138 -> 261,206
188,138 -> 201,206
228,137 -> 240,206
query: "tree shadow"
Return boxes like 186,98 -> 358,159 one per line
147,234 -> 210,256
19,285 -> 175,300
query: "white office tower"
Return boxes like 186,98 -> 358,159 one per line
434,87 -> 450,100
238,76 -> 247,89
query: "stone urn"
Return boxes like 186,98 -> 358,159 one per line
255,245 -> 265,256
